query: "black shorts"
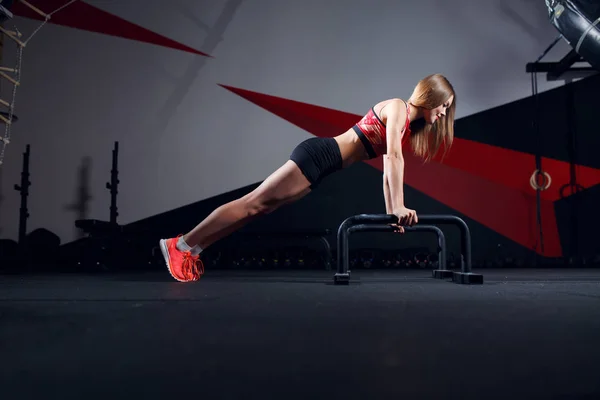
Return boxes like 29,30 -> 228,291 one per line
290,137 -> 343,189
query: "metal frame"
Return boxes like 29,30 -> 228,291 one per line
333,214 -> 483,285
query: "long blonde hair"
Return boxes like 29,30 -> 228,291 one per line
408,74 -> 456,161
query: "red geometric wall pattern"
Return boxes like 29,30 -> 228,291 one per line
219,84 -> 600,258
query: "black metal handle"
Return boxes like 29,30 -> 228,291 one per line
336,214 -> 471,277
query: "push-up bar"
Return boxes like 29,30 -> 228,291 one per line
334,214 -> 483,285
346,223 -> 448,273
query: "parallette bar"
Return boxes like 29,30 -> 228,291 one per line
335,223 -> 448,284
346,223 -> 448,272
19,0 -> 49,19
334,213 -> 483,285
337,213 -> 471,272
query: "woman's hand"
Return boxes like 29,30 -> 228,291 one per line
391,206 -> 418,234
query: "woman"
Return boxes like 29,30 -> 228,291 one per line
160,73 -> 456,282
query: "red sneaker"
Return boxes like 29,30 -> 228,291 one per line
159,236 -> 204,282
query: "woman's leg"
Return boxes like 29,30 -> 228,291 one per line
160,160 -> 312,282
184,160 -> 312,249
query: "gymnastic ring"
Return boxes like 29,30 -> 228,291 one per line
529,169 -> 551,191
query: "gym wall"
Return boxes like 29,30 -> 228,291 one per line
0,0 -> 597,263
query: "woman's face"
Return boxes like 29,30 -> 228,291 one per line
424,95 -> 454,124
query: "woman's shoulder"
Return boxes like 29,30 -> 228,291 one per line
379,97 -> 406,104
374,98 -> 408,120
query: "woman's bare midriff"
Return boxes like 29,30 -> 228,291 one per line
333,128 -> 372,168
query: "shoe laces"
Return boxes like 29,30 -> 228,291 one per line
182,251 -> 204,279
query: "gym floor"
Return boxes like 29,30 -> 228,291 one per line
1,268 -> 600,399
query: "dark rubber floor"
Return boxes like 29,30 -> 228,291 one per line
1,268 -> 600,400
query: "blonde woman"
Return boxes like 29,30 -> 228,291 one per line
160,73 -> 456,282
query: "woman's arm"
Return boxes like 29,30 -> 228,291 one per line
383,172 -> 393,214
383,154 -> 405,211
383,99 -> 418,227
383,100 -> 407,212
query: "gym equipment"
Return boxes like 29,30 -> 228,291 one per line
526,1 -> 599,81
334,214 -> 483,285
76,141 -> 120,231
525,1 -> 598,257
238,228 -> 332,270
345,224 -> 448,276
13,143 -> 29,244
546,0 -> 600,70
0,0 -> 78,167
74,142 -> 124,270
106,141 -> 119,224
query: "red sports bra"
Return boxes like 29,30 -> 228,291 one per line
352,101 -> 411,159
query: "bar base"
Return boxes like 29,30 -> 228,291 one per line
333,272 -> 350,285
432,269 -> 454,279
452,272 -> 484,285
